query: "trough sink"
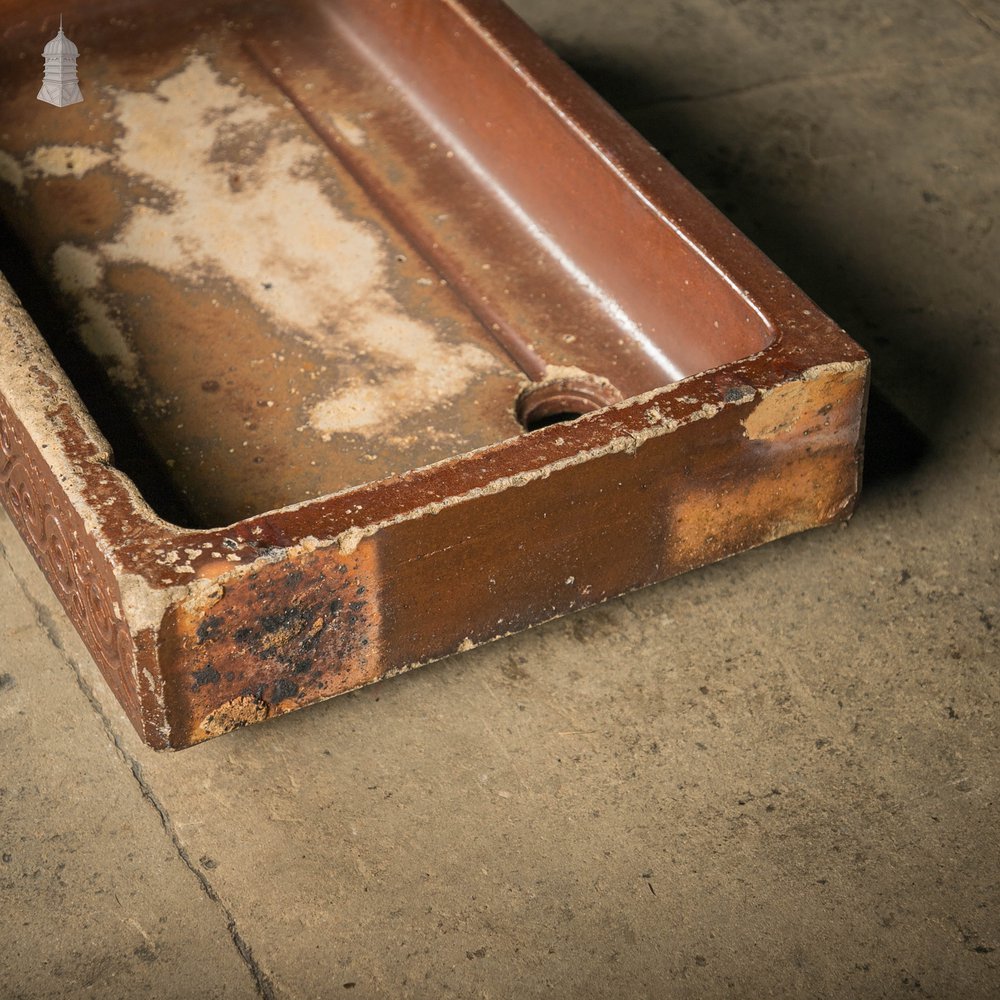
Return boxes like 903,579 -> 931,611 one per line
0,0 -> 868,748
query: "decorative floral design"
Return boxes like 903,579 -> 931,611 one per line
0,392 -> 135,704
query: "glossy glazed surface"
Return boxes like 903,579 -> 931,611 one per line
0,0 -> 772,527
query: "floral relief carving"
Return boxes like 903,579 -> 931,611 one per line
0,392 -> 135,699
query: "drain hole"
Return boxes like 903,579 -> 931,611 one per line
525,408 -> 588,431
516,376 -> 622,433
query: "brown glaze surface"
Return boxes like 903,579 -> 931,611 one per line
0,0 -> 776,527
0,387 -> 142,728
0,0 -> 868,749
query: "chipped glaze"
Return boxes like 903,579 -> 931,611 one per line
0,0 -> 868,749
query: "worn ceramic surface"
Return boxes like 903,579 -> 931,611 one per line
0,0 -> 867,748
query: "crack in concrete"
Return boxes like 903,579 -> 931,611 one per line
623,51 -> 991,114
624,66 -> 900,111
0,539 -> 276,1000
953,0 -> 1000,39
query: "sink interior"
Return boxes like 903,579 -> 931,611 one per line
0,0 -> 774,528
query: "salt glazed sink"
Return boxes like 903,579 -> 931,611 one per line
0,0 -> 868,749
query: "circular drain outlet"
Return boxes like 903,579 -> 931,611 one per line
516,373 -> 622,432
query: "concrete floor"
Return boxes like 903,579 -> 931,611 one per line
2,0 -> 998,997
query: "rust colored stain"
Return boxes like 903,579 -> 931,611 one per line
167,541 -> 380,746
0,0 -> 868,749
742,369 -> 862,444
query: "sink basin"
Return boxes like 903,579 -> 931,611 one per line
0,0 -> 868,748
